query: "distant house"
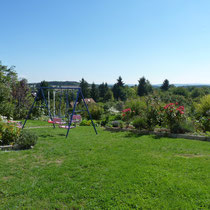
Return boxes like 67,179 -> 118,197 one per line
83,98 -> 96,104
69,98 -> 95,108
69,101 -> 79,108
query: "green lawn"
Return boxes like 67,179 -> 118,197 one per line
0,124 -> 210,209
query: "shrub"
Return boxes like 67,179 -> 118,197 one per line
132,117 -> 147,130
170,120 -> 195,134
125,99 -> 147,116
195,95 -> 210,132
80,120 -> 98,126
15,130 -> 38,149
80,120 -> 91,126
111,120 -> 124,128
0,122 -> 21,145
85,104 -> 104,120
162,102 -> 186,131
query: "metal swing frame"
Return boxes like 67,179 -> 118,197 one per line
22,87 -> 98,138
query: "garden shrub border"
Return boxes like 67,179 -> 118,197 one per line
104,127 -> 210,142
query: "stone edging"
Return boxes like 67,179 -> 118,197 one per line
0,145 -> 14,151
104,127 -> 210,142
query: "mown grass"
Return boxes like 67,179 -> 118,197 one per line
0,123 -> 210,209
21,119 -> 51,127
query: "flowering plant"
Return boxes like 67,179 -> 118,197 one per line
163,102 -> 186,131
122,108 -> 132,121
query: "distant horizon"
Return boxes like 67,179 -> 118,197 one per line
28,80 -> 210,87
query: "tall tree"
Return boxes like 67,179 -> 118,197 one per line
98,82 -> 109,100
90,83 -> 99,102
37,80 -> 50,101
137,77 -> 152,96
79,78 -> 90,99
0,62 -> 17,118
161,79 -> 170,91
12,79 -> 33,119
116,76 -> 124,87
104,89 -> 114,101
112,76 -> 127,101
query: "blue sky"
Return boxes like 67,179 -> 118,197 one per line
1,0 -> 210,84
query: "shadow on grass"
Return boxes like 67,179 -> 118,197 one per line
124,131 -> 146,138
39,133 -> 66,139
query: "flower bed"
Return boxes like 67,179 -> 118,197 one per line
104,126 -> 210,142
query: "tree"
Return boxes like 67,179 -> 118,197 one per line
98,82 -> 109,98
172,87 -> 189,97
12,79 -> 33,119
137,77 -> 153,96
37,80 -> 50,101
191,88 -> 205,99
161,79 -> 170,91
79,78 -> 90,99
0,62 -> 17,118
116,76 -> 124,87
112,76 -> 127,101
90,83 -> 99,102
104,89 -> 114,101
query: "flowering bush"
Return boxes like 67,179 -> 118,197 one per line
162,102 -> 187,133
122,108 -> 133,122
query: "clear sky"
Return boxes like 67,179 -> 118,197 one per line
1,0 -> 210,85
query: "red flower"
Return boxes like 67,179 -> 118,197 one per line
122,108 -> 131,113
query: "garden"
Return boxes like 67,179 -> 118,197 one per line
0,62 -> 210,208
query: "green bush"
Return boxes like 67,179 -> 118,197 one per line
80,120 -> 91,126
111,120 -> 124,128
0,122 -> 21,145
15,130 -> 38,149
125,99 -> 147,116
80,120 -> 98,126
195,95 -> 210,132
132,117 -> 147,130
85,104 -> 104,120
170,120 -> 195,134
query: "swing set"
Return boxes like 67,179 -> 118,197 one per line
22,86 -> 97,138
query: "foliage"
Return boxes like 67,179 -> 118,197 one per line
112,76 -> 127,101
172,87 -> 189,97
122,108 -> 133,122
79,78 -> 90,99
145,96 -> 164,129
162,102 -> 186,133
132,116 -> 148,130
137,77 -> 153,96
90,83 -> 99,102
170,120 -> 195,134
195,94 -> 210,116
85,104 -> 104,120
160,79 -> 170,91
115,101 -> 124,111
191,88 -> 205,99
111,120 -> 124,128
12,79 -> 33,119
0,122 -> 21,145
15,130 -> 38,149
80,119 -> 97,126
195,95 -> 210,132
98,82 -> 109,102
104,89 -> 114,101
0,62 -> 17,118
125,99 -> 147,115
